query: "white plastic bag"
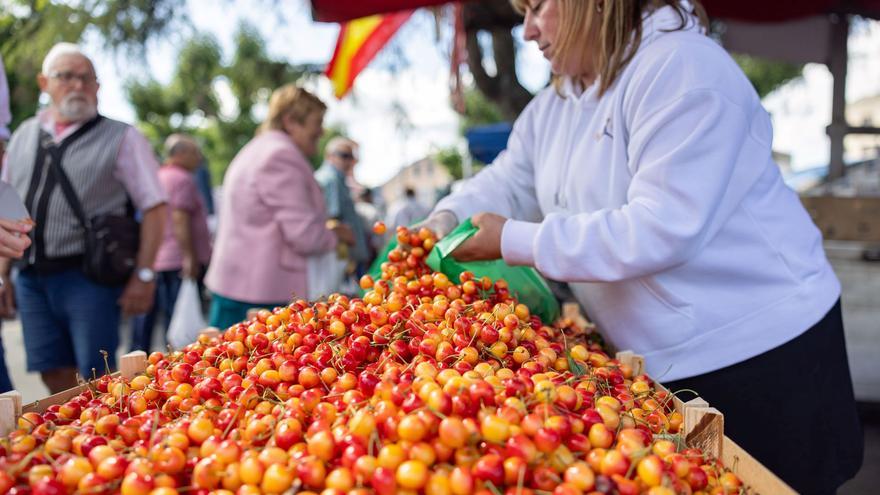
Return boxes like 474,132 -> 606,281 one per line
306,249 -> 347,300
167,279 -> 207,349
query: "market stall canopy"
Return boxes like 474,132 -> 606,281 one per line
465,123 -> 513,164
310,0 -> 880,23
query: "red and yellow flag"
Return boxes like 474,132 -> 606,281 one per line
325,10 -> 414,98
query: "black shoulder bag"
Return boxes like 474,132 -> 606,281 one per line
47,141 -> 141,286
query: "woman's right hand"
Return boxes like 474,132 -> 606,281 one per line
331,222 -> 356,245
412,210 -> 459,239
0,219 -> 32,259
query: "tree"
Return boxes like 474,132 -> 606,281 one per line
731,54 -> 803,99
125,23 -> 321,182
1,0 -> 185,130
460,88 -> 506,132
461,0 -> 532,120
434,146 -> 465,181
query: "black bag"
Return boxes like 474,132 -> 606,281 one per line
49,152 -> 140,286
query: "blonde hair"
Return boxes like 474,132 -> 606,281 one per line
511,0 -> 708,96
260,84 -> 327,134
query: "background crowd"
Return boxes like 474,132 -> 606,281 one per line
0,43 -> 430,395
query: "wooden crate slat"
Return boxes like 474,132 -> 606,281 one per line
21,372 -> 121,413
120,351 -> 148,380
0,391 -> 22,416
723,436 -> 795,495
682,398 -> 724,460
615,350 -> 645,377
22,383 -> 92,414
0,397 -> 16,436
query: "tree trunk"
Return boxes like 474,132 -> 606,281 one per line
462,0 -> 533,120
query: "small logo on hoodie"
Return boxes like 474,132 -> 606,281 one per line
596,116 -> 613,141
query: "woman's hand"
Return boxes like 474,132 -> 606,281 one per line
412,210 -> 458,239
451,212 -> 507,262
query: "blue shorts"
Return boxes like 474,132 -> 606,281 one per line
15,268 -> 123,379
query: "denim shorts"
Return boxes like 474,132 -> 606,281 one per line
16,268 -> 123,379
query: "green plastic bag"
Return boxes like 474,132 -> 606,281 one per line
367,220 -> 560,324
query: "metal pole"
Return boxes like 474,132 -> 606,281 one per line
462,145 -> 473,179
827,14 -> 849,181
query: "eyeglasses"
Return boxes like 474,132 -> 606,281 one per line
334,151 -> 356,161
49,71 -> 98,86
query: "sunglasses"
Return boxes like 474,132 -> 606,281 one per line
334,151 -> 356,161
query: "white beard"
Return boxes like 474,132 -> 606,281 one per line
57,93 -> 97,121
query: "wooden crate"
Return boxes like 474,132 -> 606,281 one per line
0,335 -> 793,494
0,351 -> 151,432
6,329 -> 226,420
801,195 -> 880,242
616,352 -> 796,495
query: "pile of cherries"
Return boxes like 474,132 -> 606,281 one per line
0,224 -> 745,495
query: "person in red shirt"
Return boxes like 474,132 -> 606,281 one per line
130,134 -> 211,351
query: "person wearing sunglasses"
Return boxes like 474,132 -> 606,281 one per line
315,137 -> 370,279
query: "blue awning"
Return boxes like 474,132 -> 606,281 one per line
465,123 -> 512,164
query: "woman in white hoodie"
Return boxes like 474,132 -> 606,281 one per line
422,1 -> 862,492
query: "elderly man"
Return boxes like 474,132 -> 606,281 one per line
0,43 -> 166,393
315,137 -> 369,276
130,133 -> 211,351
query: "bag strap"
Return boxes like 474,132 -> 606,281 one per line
35,114 -> 105,234
45,138 -> 90,231
43,115 -> 136,228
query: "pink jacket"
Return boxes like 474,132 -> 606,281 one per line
205,130 -> 337,303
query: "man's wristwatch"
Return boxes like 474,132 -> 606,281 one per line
136,267 -> 156,283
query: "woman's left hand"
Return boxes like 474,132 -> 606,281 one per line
452,212 -> 507,262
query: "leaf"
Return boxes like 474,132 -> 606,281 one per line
567,350 -> 587,377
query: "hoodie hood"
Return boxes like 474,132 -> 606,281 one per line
641,0 -> 705,46
559,0 -> 705,101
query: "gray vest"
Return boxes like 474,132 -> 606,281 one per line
5,115 -> 130,265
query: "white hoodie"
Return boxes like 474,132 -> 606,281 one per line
434,4 -> 840,381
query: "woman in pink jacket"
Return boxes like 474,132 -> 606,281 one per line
205,85 -> 352,328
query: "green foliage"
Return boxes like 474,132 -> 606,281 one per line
434,146 -> 465,181
124,23 -> 322,183
732,54 -> 803,99
0,0 -> 185,130
460,88 -> 506,132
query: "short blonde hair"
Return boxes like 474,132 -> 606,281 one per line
511,0 -> 707,97
260,84 -> 326,133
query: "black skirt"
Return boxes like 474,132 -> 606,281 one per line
663,300 -> 863,495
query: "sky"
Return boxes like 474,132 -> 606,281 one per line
80,1 -> 880,186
